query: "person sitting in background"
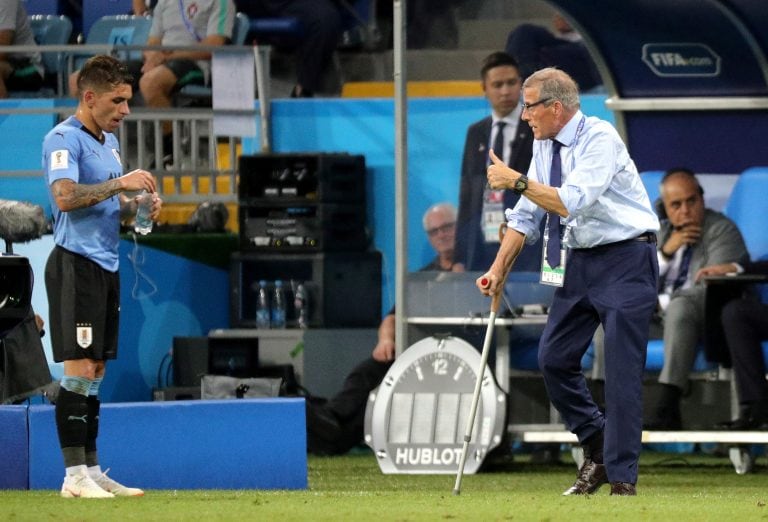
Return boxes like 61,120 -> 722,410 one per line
0,0 -> 44,98
306,202 -> 463,454
696,260 -> 768,429
69,0 -> 235,167
234,0 -> 342,98
505,14 -> 601,92
455,51 -> 542,272
639,168 -> 749,430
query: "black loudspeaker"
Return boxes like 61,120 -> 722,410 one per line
238,153 -> 366,203
172,336 -> 209,387
239,203 -> 368,252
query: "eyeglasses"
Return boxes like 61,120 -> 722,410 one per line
521,97 -> 553,111
426,222 -> 455,237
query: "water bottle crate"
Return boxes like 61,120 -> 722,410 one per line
238,202 -> 368,252
229,251 -> 382,328
238,153 -> 366,203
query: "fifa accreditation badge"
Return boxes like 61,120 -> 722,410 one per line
76,324 -> 93,349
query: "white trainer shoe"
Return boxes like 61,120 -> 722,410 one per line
92,469 -> 144,497
60,471 -> 115,498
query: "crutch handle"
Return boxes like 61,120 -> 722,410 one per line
480,277 -> 503,314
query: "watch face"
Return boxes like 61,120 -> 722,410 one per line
365,336 -> 506,474
515,178 -> 527,191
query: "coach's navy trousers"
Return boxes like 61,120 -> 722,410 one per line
538,238 -> 659,485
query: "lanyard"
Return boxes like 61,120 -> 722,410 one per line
178,0 -> 202,42
562,115 -> 586,173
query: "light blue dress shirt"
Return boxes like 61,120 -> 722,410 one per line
505,110 -> 660,248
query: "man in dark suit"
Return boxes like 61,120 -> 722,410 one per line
455,52 -> 542,272
696,260 -> 768,429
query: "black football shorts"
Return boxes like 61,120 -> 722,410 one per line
45,246 -> 120,362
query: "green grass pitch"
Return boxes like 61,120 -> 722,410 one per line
2,450 -> 767,521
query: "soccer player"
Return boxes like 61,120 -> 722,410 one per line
43,55 -> 162,498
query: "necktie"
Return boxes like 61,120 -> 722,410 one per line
492,121 -> 506,161
547,140 -> 563,268
672,246 -> 693,291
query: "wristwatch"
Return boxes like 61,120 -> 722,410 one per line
513,174 -> 528,194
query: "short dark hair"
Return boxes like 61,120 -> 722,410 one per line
480,52 -> 520,80
76,55 -> 133,96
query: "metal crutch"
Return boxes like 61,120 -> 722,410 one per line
453,275 -> 505,495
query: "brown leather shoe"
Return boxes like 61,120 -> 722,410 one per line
610,482 -> 636,495
562,459 -> 608,495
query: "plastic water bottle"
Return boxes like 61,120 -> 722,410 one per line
255,280 -> 271,329
294,282 -> 308,329
271,279 -> 286,329
134,190 -> 154,235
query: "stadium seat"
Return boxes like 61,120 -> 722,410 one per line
723,166 -> 768,361
69,14 -> 152,72
27,15 -> 73,96
233,11 -> 254,45
640,170 -> 665,216
724,166 -> 768,261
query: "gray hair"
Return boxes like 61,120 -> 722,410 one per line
422,202 -> 457,230
522,67 -> 580,111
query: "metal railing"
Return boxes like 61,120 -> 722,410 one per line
119,108 -> 241,204
1,43 -> 272,204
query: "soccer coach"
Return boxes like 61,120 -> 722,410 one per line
478,67 -> 659,496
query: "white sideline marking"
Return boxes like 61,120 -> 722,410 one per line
516,430 -> 768,444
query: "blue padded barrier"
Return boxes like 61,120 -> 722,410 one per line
0,406 -> 30,489
28,399 -> 307,490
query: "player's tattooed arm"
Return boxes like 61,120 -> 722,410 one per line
51,178 -> 124,212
